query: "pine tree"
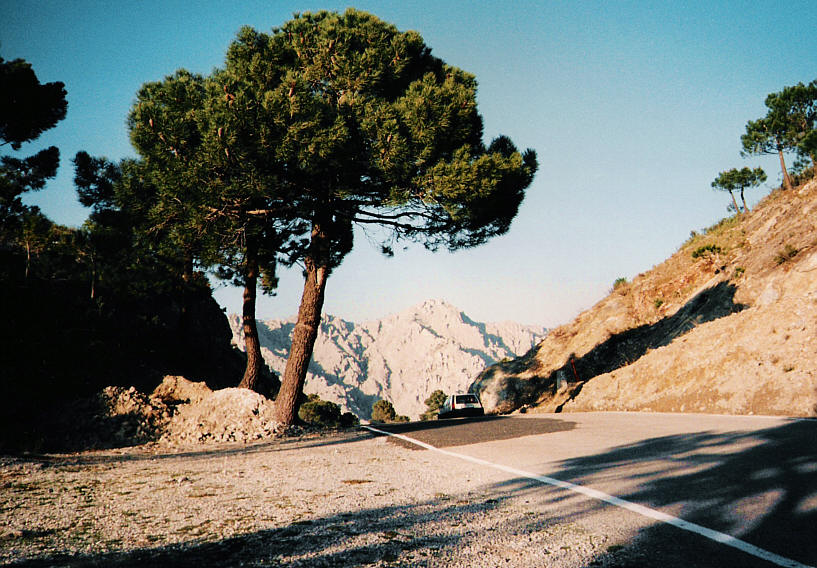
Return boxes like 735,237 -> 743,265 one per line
711,167 -> 767,214
741,80 -> 817,190
0,57 -> 67,247
128,10 -> 538,422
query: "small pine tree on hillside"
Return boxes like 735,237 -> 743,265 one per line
420,390 -> 447,421
371,399 -> 409,423
711,167 -> 767,214
741,80 -> 817,191
298,394 -> 358,428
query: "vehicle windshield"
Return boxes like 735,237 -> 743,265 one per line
455,394 -> 479,404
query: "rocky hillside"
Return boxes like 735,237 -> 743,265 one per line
472,179 -> 817,417
230,299 -> 546,420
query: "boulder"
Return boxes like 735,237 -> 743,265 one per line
151,375 -> 212,405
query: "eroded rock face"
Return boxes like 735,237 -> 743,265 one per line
229,299 -> 547,420
470,344 -> 550,414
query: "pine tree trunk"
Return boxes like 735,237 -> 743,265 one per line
729,190 -> 741,215
740,188 -> 750,213
238,239 -> 264,391
275,223 -> 330,425
24,239 -> 30,280
89,258 -> 96,300
178,249 -> 194,347
779,148 -> 793,191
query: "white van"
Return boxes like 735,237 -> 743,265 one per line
438,393 -> 484,419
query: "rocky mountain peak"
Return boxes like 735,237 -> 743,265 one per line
230,300 -> 546,420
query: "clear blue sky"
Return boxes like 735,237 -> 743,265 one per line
3,1 -> 816,326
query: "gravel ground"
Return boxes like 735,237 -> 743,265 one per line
1,429 -> 641,567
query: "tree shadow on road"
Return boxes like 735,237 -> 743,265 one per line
7,420 -> 815,567
490,419 -> 817,567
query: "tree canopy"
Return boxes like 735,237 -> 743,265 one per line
127,9 -> 538,425
797,129 -> 817,173
128,69 -> 305,392
711,167 -> 766,214
741,80 -> 817,190
0,57 -> 67,150
0,57 -> 67,245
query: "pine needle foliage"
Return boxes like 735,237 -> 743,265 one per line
126,9 -> 538,419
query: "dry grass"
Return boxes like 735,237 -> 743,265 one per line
478,177 -> 817,417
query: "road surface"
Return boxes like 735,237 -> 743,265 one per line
370,412 -> 817,568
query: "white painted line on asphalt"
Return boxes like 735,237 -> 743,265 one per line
364,425 -> 814,568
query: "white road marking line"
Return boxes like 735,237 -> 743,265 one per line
364,425 -> 814,568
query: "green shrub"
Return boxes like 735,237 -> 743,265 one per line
370,399 -> 396,422
691,244 -> 723,259
340,412 -> 359,428
612,277 -> 628,290
298,394 -> 342,427
370,399 -> 409,423
420,390 -> 447,421
653,298 -> 664,309
775,244 -> 799,265
733,266 -> 745,278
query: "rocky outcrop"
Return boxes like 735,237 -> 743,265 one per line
230,299 -> 546,420
472,179 -> 817,417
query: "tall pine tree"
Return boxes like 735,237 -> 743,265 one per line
129,10 -> 538,423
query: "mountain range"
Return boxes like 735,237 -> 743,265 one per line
229,299 -> 546,419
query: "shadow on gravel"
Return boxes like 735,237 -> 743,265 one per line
489,419 -> 817,568
368,415 -> 576,449
7,420 -> 815,567
27,430 -> 372,468
5,487 -> 517,568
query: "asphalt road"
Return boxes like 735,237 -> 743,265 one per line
370,412 -> 817,568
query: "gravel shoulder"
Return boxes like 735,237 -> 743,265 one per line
2,428 -> 641,568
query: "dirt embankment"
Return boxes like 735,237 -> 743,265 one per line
472,179 -> 817,417
29,376 -> 290,453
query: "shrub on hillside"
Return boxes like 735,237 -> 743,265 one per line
775,244 -> 799,265
298,394 -> 360,428
692,243 -> 723,258
611,277 -> 628,294
370,399 -> 409,423
298,394 -> 341,427
420,389 -> 447,421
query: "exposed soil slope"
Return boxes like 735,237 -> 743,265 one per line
34,376 -> 288,452
471,179 -> 817,417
